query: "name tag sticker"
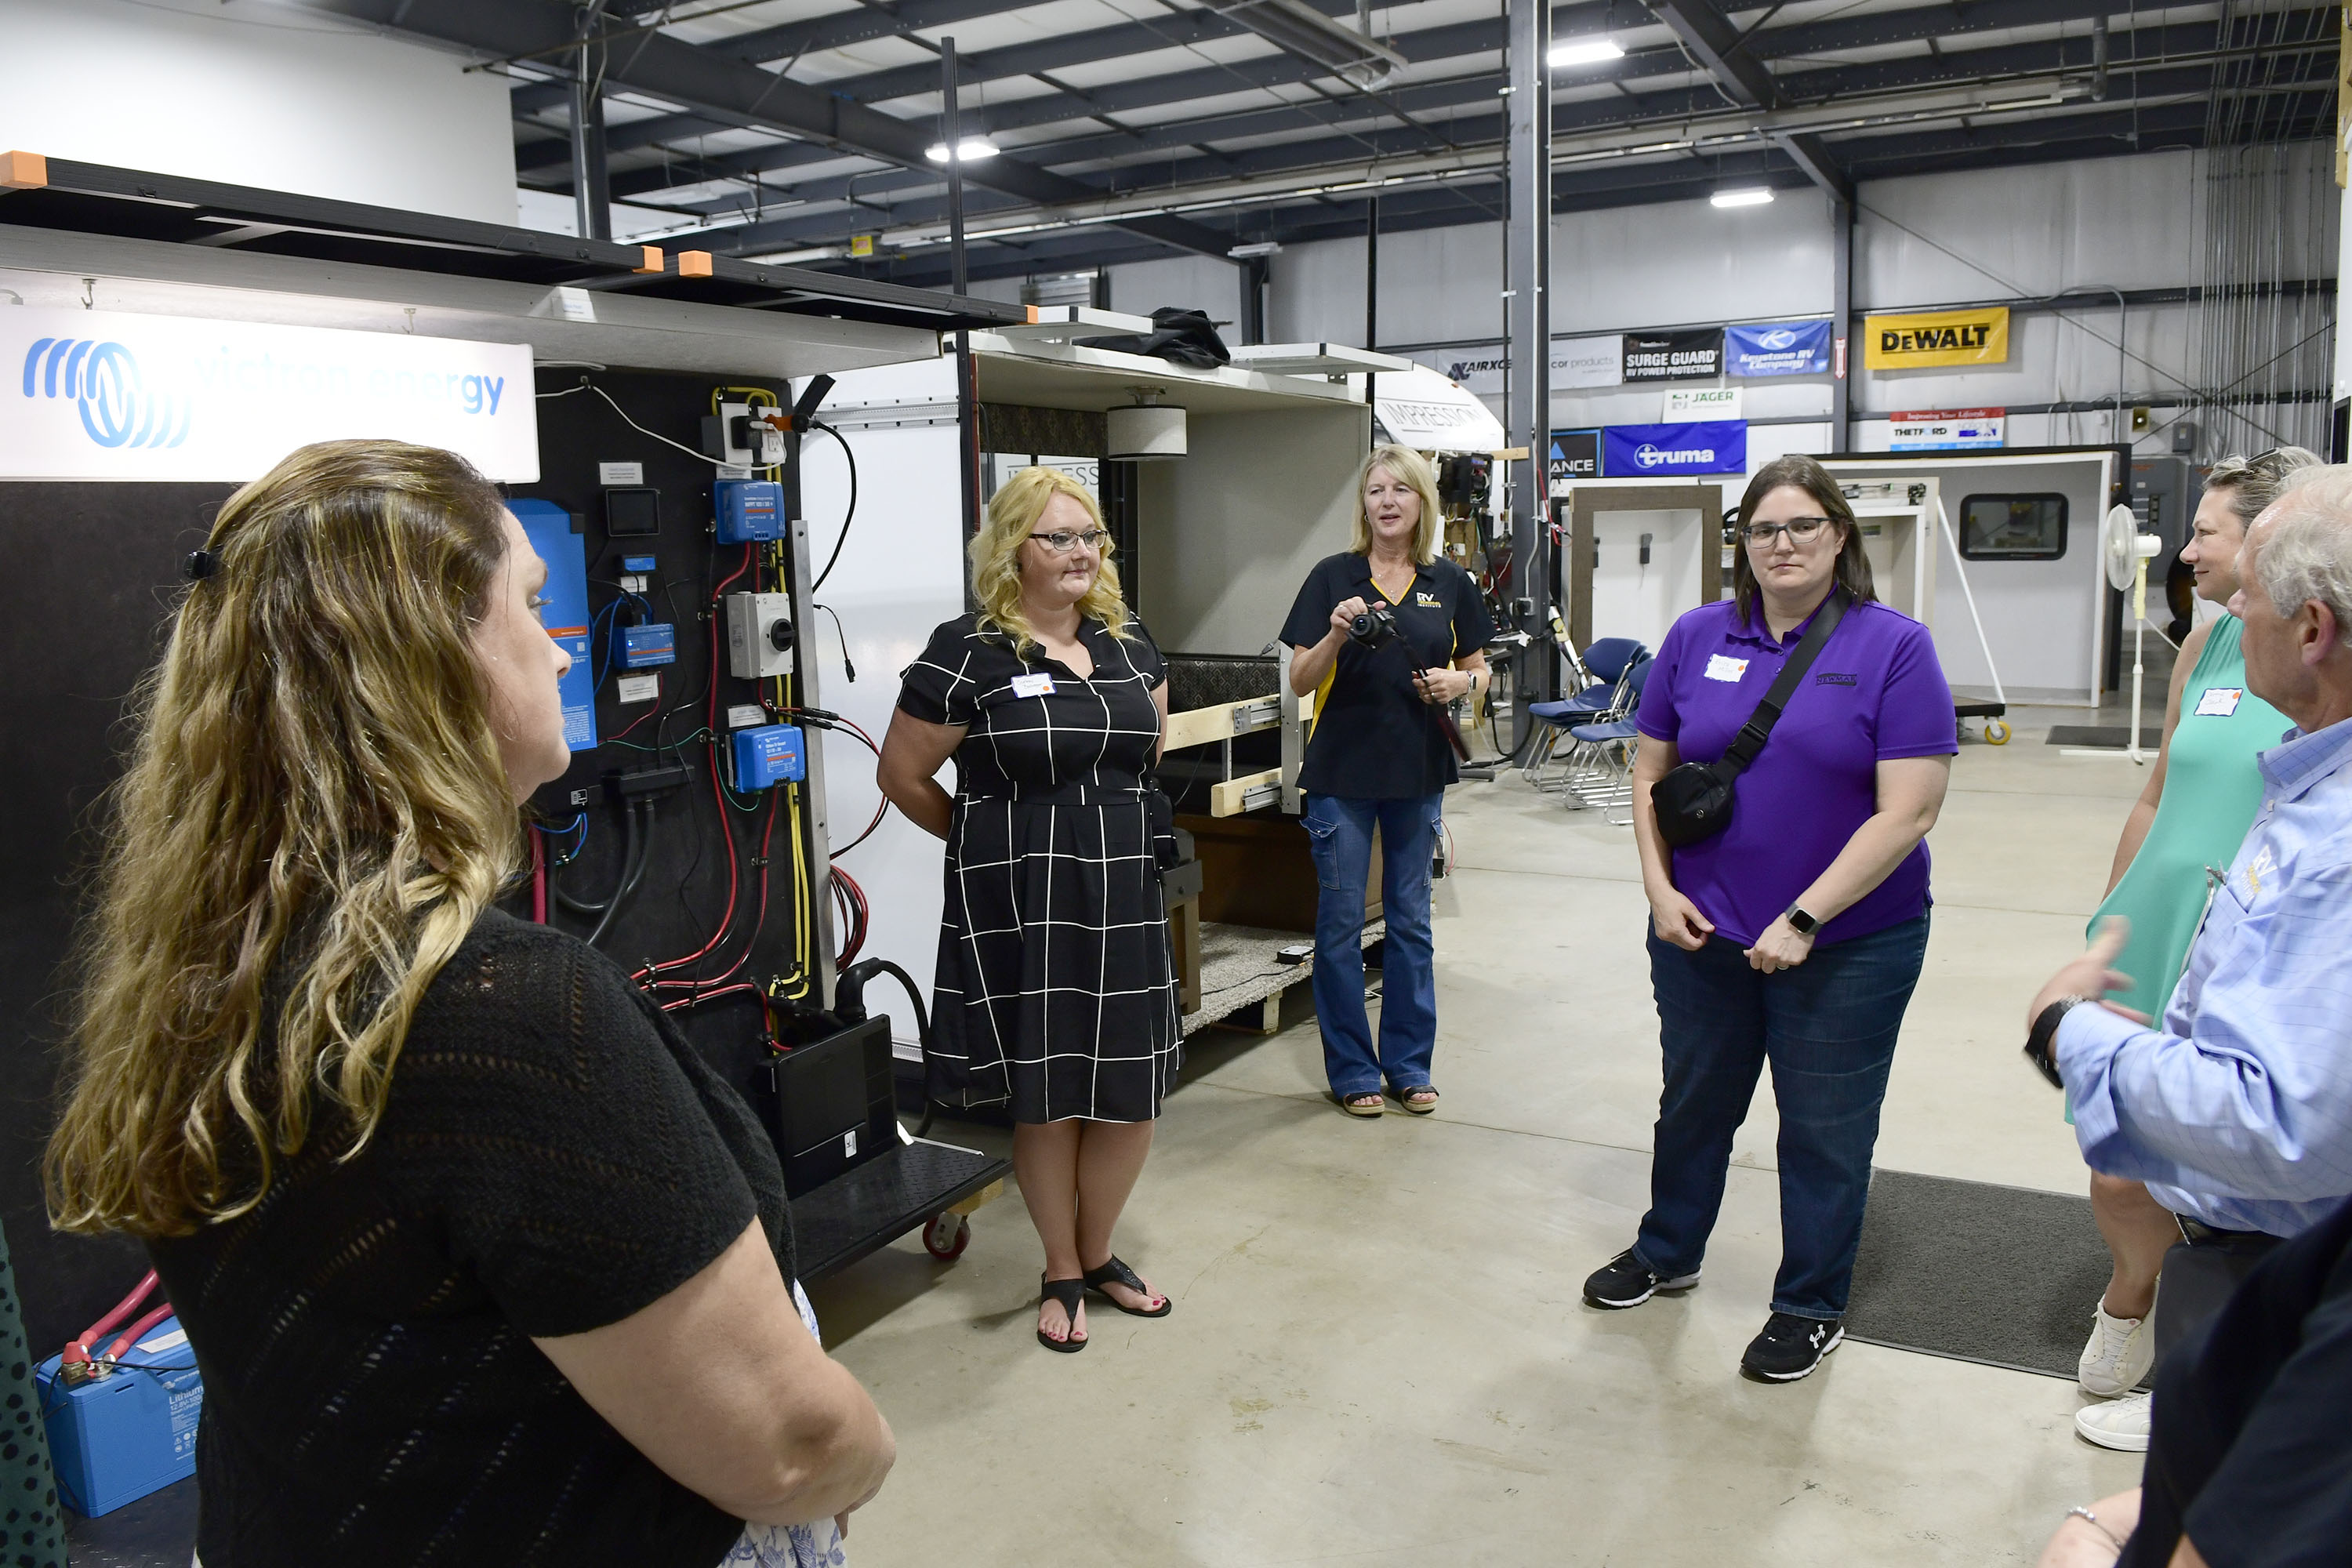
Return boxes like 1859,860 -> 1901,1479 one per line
1704,655 -> 1750,683
1011,672 -> 1057,699
2194,686 -> 2244,717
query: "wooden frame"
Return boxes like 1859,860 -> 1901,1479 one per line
1563,483 -> 1725,652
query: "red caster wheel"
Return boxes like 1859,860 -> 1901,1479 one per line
922,1212 -> 971,1261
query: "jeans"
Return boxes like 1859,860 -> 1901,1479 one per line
1635,913 -> 1929,1319
1301,792 -> 1442,1098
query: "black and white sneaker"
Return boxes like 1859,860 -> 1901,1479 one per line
1740,1312 -> 1844,1381
1581,1248 -> 1701,1309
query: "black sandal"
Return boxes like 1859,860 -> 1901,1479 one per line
1036,1275 -> 1088,1352
1392,1083 -> 1439,1115
1082,1255 -> 1173,1319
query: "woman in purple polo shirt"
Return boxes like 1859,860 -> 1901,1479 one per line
1581,453 -> 1957,1383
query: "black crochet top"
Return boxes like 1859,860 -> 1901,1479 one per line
145,909 -> 789,1568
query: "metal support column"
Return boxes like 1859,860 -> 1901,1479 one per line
1504,0 -> 1554,740
1830,192 -> 1853,453
568,4 -> 612,242
941,40 -> 969,295
1241,256 -> 1270,344
1366,194 -> 1380,416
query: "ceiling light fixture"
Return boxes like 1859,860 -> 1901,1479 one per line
1710,187 -> 1775,208
926,138 -> 1000,164
1548,37 -> 1624,68
1199,0 -> 1408,90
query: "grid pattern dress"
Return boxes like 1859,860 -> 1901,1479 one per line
898,612 -> 1181,1123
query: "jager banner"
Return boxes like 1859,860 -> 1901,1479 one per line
1864,307 -> 2010,370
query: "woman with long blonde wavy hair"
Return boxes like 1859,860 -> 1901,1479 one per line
46,439 -> 891,1568
877,465 -> 1181,1353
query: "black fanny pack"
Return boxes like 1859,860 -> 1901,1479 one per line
1651,591 -> 1848,849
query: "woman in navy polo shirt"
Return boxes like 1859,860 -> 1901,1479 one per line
1581,453 -> 1956,1382
1282,445 -> 1494,1118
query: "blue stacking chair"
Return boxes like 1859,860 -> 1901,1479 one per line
1523,637 -> 1646,789
1566,656 -> 1655,822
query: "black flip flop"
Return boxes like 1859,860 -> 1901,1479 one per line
1036,1275 -> 1088,1352
1082,1255 -> 1172,1319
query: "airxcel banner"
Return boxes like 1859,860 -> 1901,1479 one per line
1602,420 -> 1748,477
4,307 -> 539,481
1726,320 -> 1832,377
1621,328 -> 1723,383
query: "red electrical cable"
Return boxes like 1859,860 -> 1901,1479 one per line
74,1270 -> 159,1355
608,696 -> 662,742
531,824 -> 547,923
105,1301 -> 178,1361
635,546 -> 759,989
646,792 -> 776,996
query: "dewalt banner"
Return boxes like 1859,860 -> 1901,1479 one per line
1864,307 -> 2009,370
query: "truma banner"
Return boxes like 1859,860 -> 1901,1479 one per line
1603,419 -> 1748,477
5,308 -> 539,481
1726,320 -> 1832,378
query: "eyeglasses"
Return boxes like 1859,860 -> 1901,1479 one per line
1028,528 -> 1109,555
1741,516 -> 1834,546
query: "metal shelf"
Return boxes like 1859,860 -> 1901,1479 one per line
0,153 -> 1022,335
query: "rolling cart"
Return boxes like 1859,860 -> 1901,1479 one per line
777,960 -> 1011,1282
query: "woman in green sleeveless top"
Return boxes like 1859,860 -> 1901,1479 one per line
2071,448 -> 2316,1443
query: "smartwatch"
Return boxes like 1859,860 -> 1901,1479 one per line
1784,904 -> 1820,936
2024,996 -> 2092,1089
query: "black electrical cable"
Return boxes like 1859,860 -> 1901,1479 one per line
839,957 -> 938,1137
813,603 -> 856,681
806,420 -> 857,593
553,798 -> 639,918
584,800 -> 654,948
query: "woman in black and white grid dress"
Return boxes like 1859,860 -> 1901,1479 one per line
877,465 -> 1180,1354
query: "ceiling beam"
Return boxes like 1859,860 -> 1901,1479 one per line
314,0 -> 1242,264
1645,0 -> 1848,199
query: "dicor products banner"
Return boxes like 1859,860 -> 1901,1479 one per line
4,307 -> 540,481
1621,328 -> 1724,382
1726,320 -> 1833,377
1889,408 -> 2005,451
1602,420 -> 1748,477
1551,336 -> 1624,389
1863,307 -> 2010,370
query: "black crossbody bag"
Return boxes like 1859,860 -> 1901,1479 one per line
1650,591 -> 1848,848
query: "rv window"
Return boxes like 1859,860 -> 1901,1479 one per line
1958,494 -> 2068,561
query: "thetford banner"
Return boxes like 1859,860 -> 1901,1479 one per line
1726,319 -> 1833,377
1863,307 -> 2010,370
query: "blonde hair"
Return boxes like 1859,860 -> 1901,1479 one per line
971,465 -> 1134,654
45,439 -> 522,1236
1349,444 -> 1443,564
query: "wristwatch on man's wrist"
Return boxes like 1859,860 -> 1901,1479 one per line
2024,995 -> 2092,1089
1784,904 -> 1820,936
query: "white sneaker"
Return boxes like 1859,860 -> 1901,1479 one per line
2074,1392 -> 2153,1452
2078,1300 -> 2155,1396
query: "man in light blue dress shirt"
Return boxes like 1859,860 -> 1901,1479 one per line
2027,466 -> 2352,1461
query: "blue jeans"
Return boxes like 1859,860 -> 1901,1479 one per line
1635,913 -> 1929,1319
1301,793 -> 1442,1098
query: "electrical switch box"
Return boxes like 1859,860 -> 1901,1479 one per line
714,478 -> 786,544
725,590 -> 796,678
618,622 -> 677,669
729,724 -> 805,790
37,1317 -> 201,1515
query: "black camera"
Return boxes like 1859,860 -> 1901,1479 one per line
1348,604 -> 1399,651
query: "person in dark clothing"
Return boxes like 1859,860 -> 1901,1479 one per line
877,464 -> 1178,1354
45,440 -> 893,1568
2037,1192 -> 2352,1567
1280,444 -> 1494,1118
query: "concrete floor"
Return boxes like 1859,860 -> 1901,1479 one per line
808,712 -> 2160,1566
